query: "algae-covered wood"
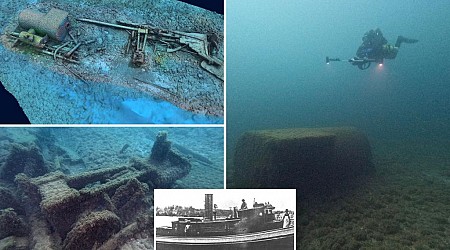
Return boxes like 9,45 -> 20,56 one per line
232,127 -> 373,196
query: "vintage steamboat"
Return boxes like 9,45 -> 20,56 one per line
156,194 -> 294,249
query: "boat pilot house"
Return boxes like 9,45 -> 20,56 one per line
157,194 -> 288,236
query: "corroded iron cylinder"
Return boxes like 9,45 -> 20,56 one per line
18,8 -> 70,42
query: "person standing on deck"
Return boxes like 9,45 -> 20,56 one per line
282,209 -> 291,228
241,199 -> 247,210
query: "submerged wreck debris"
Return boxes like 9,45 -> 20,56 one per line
7,8 -> 81,64
0,208 -> 29,239
9,131 -> 190,249
130,131 -> 191,188
111,178 -> 150,224
232,127 -> 373,197
77,18 -> 224,80
98,213 -> 154,250
0,185 -> 24,214
63,210 -> 121,250
150,131 -> 171,162
119,143 -> 130,154
0,235 -> 29,250
1,3 -> 224,118
8,8 -> 223,77
18,8 -> 70,42
0,143 -> 48,183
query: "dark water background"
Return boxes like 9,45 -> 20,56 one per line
227,0 -> 450,149
177,0 -> 223,14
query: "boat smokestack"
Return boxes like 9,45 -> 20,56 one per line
205,194 -> 213,221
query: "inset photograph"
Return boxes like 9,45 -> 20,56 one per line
0,127 -> 223,249
155,189 -> 295,250
0,0 -> 223,124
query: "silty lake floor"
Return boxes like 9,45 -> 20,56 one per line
296,137 -> 450,249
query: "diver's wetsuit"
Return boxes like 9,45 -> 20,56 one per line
356,28 -> 387,61
354,29 -> 418,69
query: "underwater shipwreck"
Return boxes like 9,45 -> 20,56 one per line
0,0 -> 223,123
230,127 -> 374,196
0,130 -> 195,249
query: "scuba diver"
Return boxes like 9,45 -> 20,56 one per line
354,28 -> 418,69
326,28 -> 418,70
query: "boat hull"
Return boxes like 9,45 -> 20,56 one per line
156,227 -> 294,250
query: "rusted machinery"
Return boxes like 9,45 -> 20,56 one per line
18,8 -> 70,42
7,8 -> 87,64
9,29 -> 48,48
5,8 -> 224,80
7,31 -> 92,64
78,18 -> 224,80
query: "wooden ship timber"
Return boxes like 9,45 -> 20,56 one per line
156,194 -> 294,249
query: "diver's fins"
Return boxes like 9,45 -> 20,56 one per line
401,36 -> 418,43
396,36 -> 419,47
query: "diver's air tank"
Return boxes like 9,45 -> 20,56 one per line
18,8 -> 70,42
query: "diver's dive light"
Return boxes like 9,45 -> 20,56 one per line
326,56 -> 381,70
326,56 -> 341,64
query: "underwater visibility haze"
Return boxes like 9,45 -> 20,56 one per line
0,127 -> 223,249
228,0 -> 450,248
228,0 -> 450,144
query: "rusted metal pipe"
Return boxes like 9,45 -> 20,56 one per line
77,18 -> 138,31
53,41 -> 71,61
65,42 -> 82,58
40,50 -> 79,63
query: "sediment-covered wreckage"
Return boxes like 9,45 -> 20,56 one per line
0,131 -> 190,249
1,3 -> 224,118
231,127 -> 374,198
8,7 -> 223,78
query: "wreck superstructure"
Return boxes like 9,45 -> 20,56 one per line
0,130 -> 192,249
